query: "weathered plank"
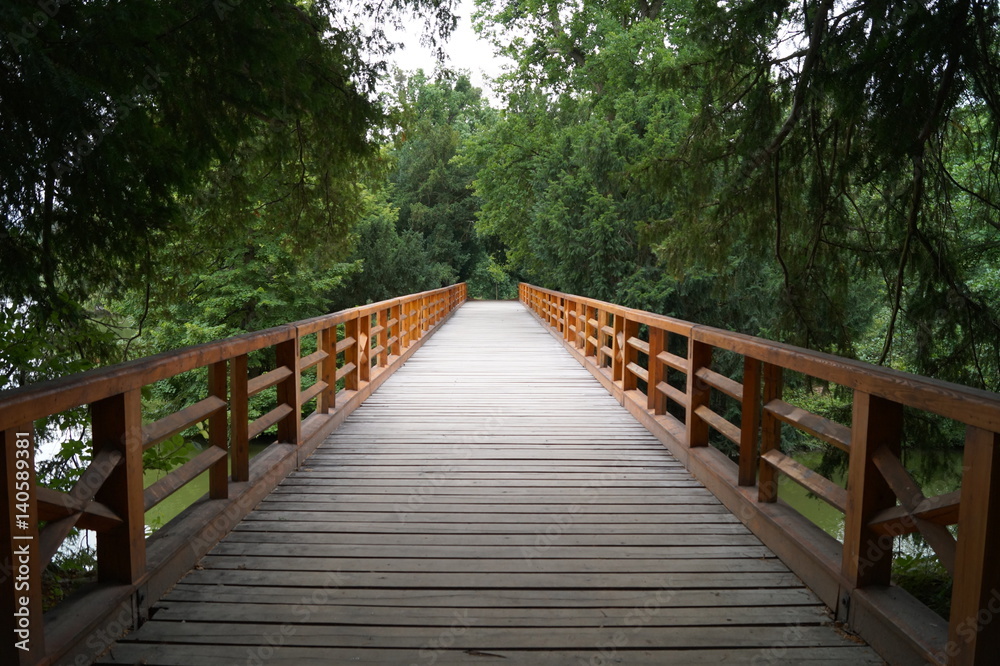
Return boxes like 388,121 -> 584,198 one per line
102,301 -> 879,665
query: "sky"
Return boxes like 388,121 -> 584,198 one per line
384,0 -> 511,104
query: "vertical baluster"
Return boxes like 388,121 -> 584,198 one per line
584,306 -> 597,359
378,308 -> 389,367
208,360 -> 228,499
390,304 -> 401,357
758,362 -> 783,501
275,336 -> 302,446
841,391 -> 902,590
345,317 -> 361,391
686,339 -> 713,448
319,326 -> 336,413
648,327 -> 666,414
612,313 -> 625,384
93,390 -> 145,584
1,426 -> 45,664
563,299 -> 573,343
359,314 -> 372,383
230,354 -> 250,482
947,426 -> 1000,665
738,357 -> 762,487
621,318 -> 639,391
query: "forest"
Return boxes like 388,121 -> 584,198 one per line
2,0 -> 999,613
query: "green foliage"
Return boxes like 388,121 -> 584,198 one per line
893,547 -> 953,620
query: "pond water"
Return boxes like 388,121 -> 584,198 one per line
778,448 -> 965,543
144,441 -> 270,531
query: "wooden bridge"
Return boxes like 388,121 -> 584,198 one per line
2,284 -> 998,665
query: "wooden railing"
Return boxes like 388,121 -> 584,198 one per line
520,283 -> 1000,666
0,283 -> 466,665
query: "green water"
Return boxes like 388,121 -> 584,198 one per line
778,448 -> 964,542
143,442 -> 269,532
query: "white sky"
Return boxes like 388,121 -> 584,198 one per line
384,0 -> 511,104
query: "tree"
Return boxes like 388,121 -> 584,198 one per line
389,70 -> 495,285
0,0 -> 457,388
657,0 -> 1000,385
470,0 -> 693,307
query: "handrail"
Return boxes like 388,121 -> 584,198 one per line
0,283 -> 466,665
520,282 -> 999,666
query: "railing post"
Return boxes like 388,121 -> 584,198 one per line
739,357 -> 762,486
319,326 -> 336,413
947,426 -> 1000,665
1,426 -> 45,664
275,336 -> 302,445
842,391 -> 902,590
389,304 -> 401,356
93,390 -> 146,584
622,318 -> 640,391
597,309 -> 611,368
648,327 -> 666,414
345,317 -> 361,390
563,299 -> 573,343
230,354 -> 250,482
378,308 -> 389,367
758,362 -> 783,501
612,314 -> 625,383
584,306 -> 597,359
686,339 -> 713,448
359,314 -> 372,383
208,360 -> 228,500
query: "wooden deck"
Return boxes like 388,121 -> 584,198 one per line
100,301 -> 882,665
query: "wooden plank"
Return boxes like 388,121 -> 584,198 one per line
868,489 -> 960,536
208,360 -> 228,500
144,447 -> 229,511
871,446 -> 956,574
247,366 -> 292,398
760,449 -> 847,513
739,357 -> 761,487
687,340 -> 713,448
694,405 -> 741,445
765,398 -> 851,452
142,395 -> 227,450
275,337 -> 301,445
299,349 -> 328,372
101,644 -> 881,666
248,404 -> 293,441
300,380 -> 328,406
230,353 -> 250,482
92,390 -> 146,585
657,350 -> 688,373
842,391 -> 902,589
626,361 -> 649,383
948,427 -> 1000,665
335,336 -> 356,354
657,380 -> 688,409
696,366 -> 743,401
335,362 -> 357,382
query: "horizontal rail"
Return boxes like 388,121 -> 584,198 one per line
0,282 -> 466,665
519,282 -> 1000,666
142,396 -> 227,450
